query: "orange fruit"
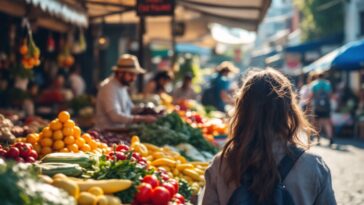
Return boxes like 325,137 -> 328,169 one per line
62,127 -> 74,136
42,127 -> 53,138
100,143 -> 108,149
81,133 -> 92,143
60,147 -> 69,153
53,140 -> 65,150
89,140 -> 98,150
81,144 -> 91,152
53,130 -> 64,140
64,136 -> 75,145
33,143 -> 41,153
40,138 -> 53,147
64,120 -> 75,128
73,126 -> 81,138
41,147 -> 52,155
50,119 -> 62,130
58,111 -> 70,123
75,137 -> 86,147
26,133 -> 39,144
67,144 -> 79,153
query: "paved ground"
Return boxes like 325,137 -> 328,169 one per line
310,138 -> 364,205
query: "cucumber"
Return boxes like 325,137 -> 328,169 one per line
41,152 -> 95,169
35,162 -> 84,177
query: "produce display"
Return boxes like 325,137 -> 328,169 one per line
130,136 -> 208,195
0,159 -> 76,205
0,108 -> 218,205
0,114 -> 16,143
0,142 -> 38,163
133,112 -> 218,155
25,111 -> 109,157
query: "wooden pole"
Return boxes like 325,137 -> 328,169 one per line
137,16 -> 145,92
171,11 -> 177,68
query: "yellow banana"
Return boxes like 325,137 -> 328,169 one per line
151,158 -> 176,167
183,168 -> 201,181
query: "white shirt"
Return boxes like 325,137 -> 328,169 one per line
95,76 -> 134,130
69,73 -> 86,96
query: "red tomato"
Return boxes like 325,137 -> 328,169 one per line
15,157 -> 24,163
135,183 -> 152,203
151,186 -> 171,205
132,152 -> 141,161
162,182 -> 176,196
160,173 -> 170,181
29,150 -> 38,160
25,156 -> 36,163
142,175 -> 160,188
173,193 -> 185,204
19,144 -> 32,158
116,144 -> 129,152
6,147 -> 20,159
0,149 -> 7,158
169,179 -> 179,193
116,152 -> 126,160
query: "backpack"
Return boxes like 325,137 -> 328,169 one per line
227,146 -> 305,205
313,89 -> 331,113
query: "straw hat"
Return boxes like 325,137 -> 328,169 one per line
112,54 -> 146,74
216,61 -> 239,74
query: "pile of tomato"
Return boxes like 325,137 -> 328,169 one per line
107,144 -> 148,167
0,142 -> 38,163
134,174 -> 185,205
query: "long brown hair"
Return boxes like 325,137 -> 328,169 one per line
221,68 -> 315,203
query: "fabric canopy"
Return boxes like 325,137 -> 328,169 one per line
304,39 -> 364,73
84,0 -> 271,44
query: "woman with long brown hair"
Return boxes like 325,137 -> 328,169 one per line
200,69 -> 335,205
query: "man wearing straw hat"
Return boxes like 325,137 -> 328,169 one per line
95,54 -> 157,130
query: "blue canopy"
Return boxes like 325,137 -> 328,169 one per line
304,39 -> 364,73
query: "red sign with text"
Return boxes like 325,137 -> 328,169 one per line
137,0 -> 175,16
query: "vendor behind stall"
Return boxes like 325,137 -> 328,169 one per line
95,54 -> 156,130
144,70 -> 173,96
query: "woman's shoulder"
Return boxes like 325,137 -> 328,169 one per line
295,150 -> 331,179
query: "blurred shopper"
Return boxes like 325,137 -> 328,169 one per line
310,72 -> 334,145
200,68 -> 336,205
144,70 -> 173,96
69,66 -> 86,96
95,54 -> 156,130
299,72 -> 318,111
39,74 -> 73,105
173,74 -> 198,102
201,61 -> 238,112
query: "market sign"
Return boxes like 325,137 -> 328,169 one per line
137,0 -> 175,16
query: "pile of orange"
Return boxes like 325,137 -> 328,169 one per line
26,111 -> 109,156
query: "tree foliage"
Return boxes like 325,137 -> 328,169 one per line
294,0 -> 344,41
